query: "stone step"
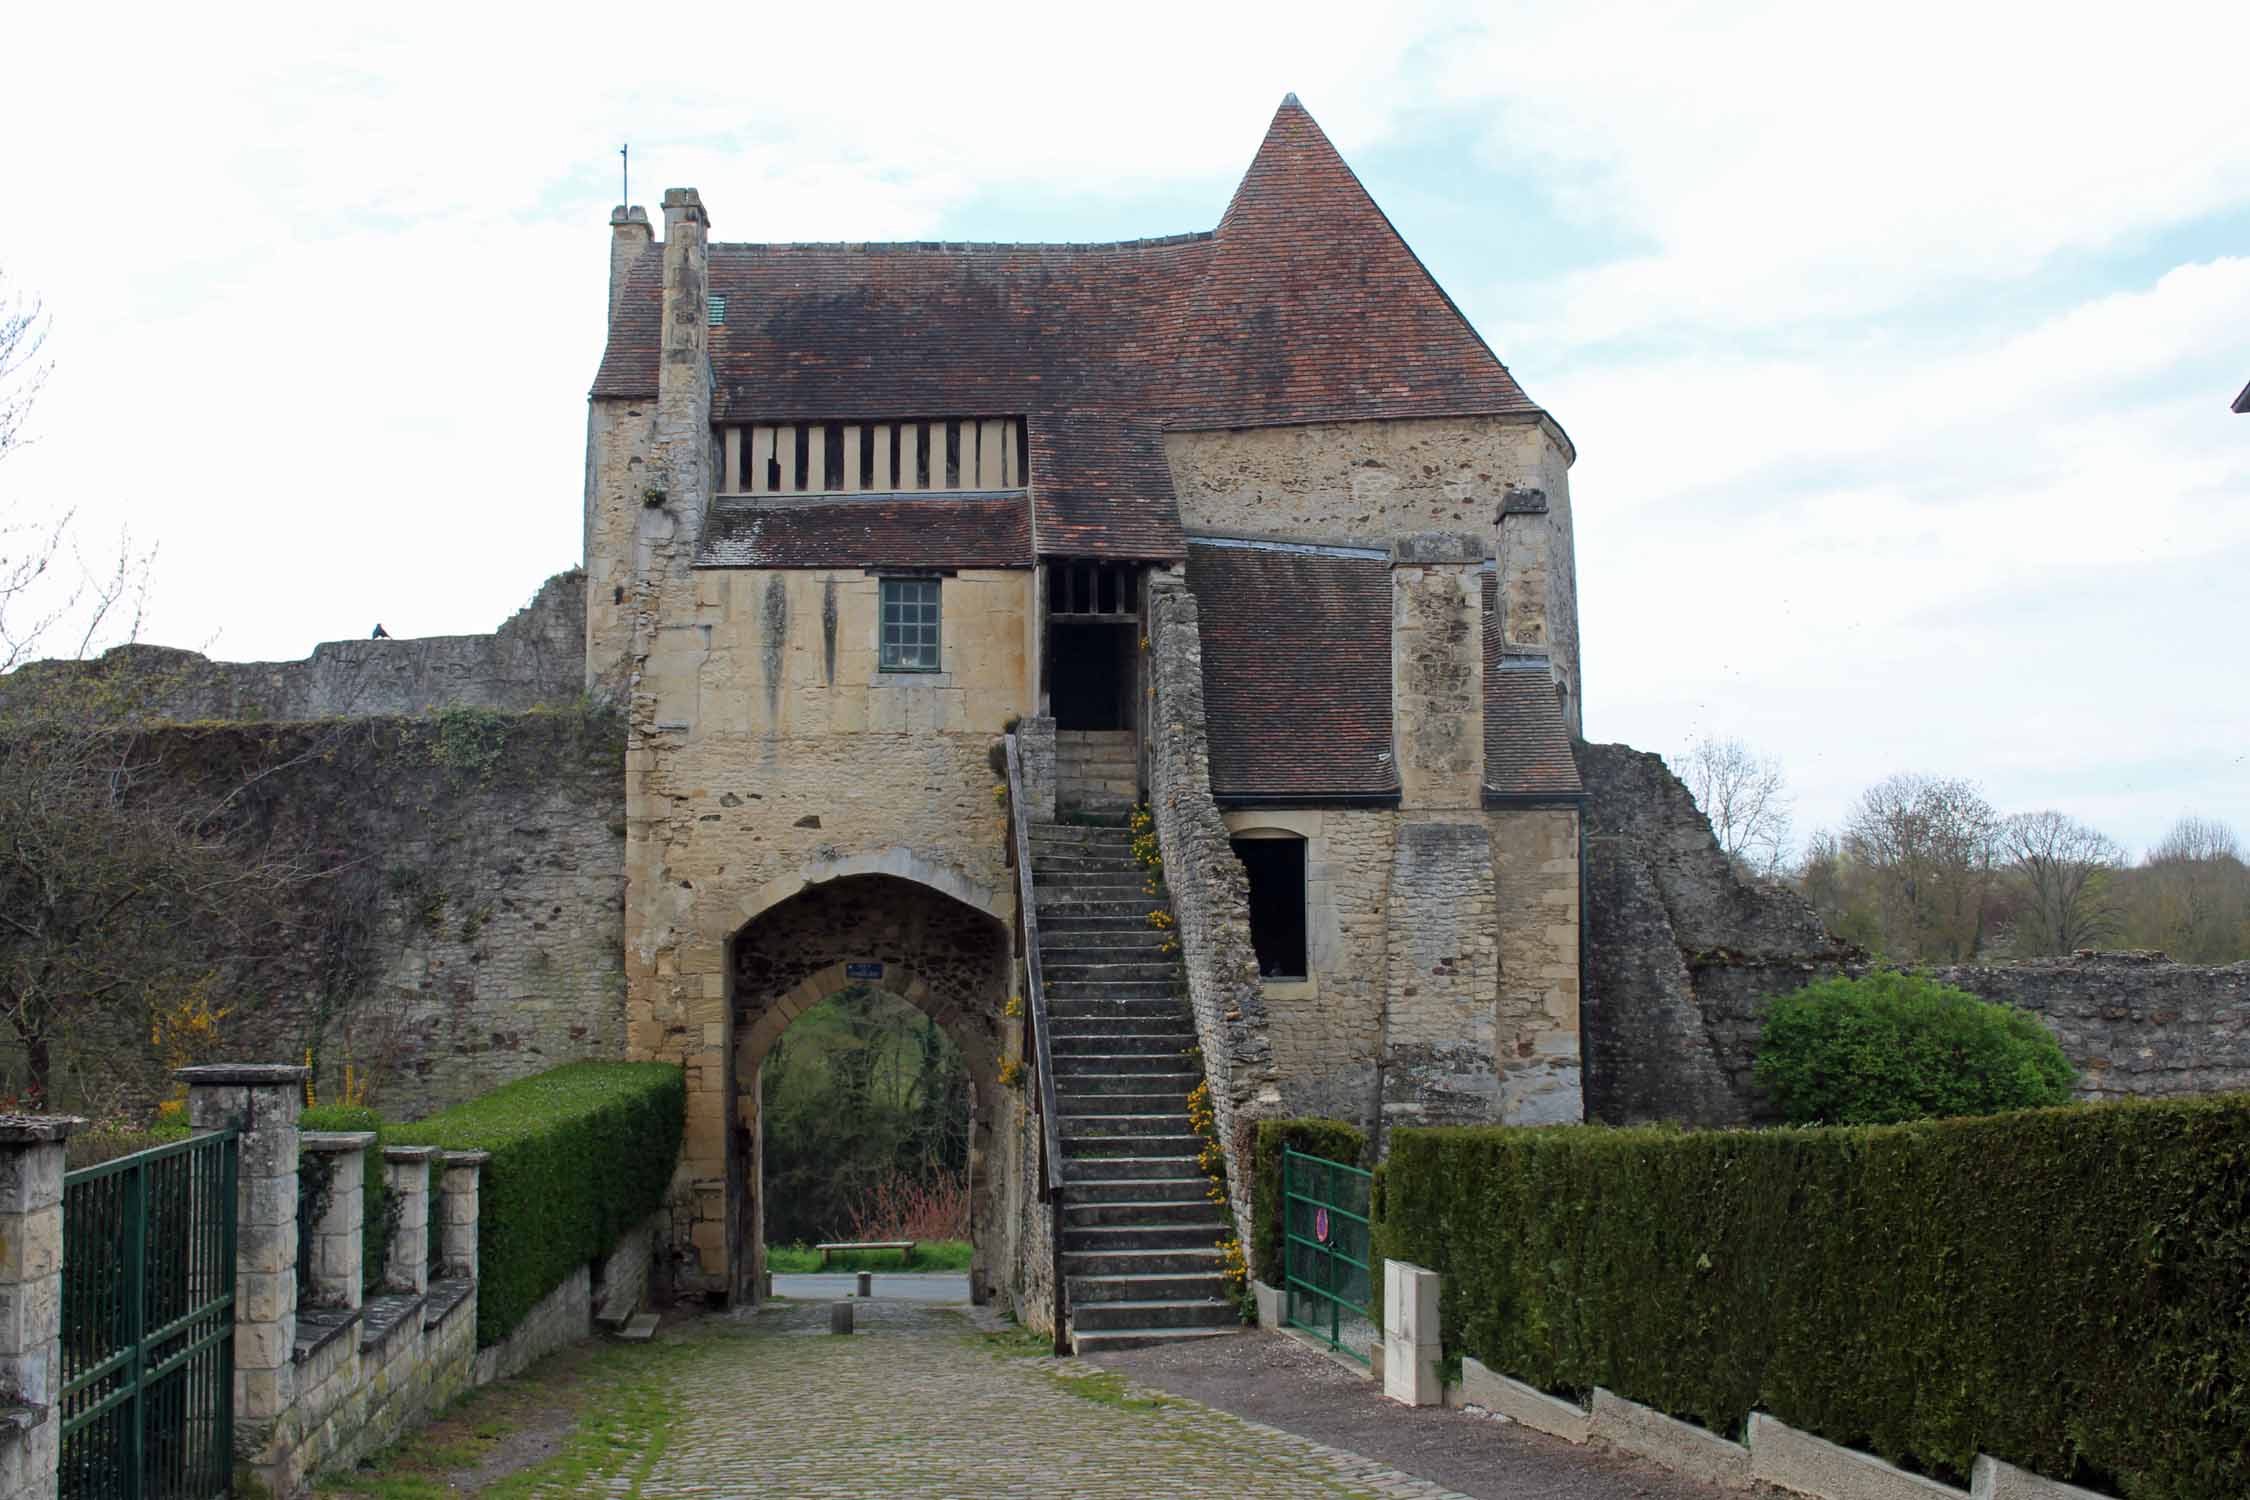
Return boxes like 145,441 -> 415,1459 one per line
1047,1013 -> 1186,1037
1061,1153 -> 1203,1182
1035,894 -> 1154,917
1053,1069 -> 1200,1095
1061,1112 -> 1194,1138
1064,1133 -> 1204,1160
1034,851 -> 1145,871
1045,982 -> 1183,1003
1059,1091 -> 1190,1117
1032,823 -> 1135,842
1064,1246 -> 1222,1278
1062,1198 -> 1223,1228
1042,962 -> 1179,987
1063,1224 -> 1226,1254
1065,1175 -> 1210,1204
1052,1033 -> 1194,1057
1045,995 -> 1187,1018
1052,1052 -> 1197,1077
1069,1324 -> 1237,1356
1039,912 -> 1164,934
1068,1297 -> 1238,1333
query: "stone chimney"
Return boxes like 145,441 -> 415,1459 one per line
1496,487 -> 1549,658
1388,531 -> 1487,809
609,205 -> 652,327
649,188 -> 713,548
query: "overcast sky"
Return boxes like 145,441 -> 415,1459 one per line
4,1 -> 2245,858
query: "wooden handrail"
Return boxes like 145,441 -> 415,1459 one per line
1003,732 -> 1069,1354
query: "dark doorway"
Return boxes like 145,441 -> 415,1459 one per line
1232,836 -> 1308,979
1051,622 -> 1134,731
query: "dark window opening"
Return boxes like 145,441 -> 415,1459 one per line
1233,837 -> 1307,980
823,424 -> 845,490
1050,621 -> 1133,731
860,424 -> 877,487
944,420 -> 961,489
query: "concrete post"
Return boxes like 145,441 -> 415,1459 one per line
381,1147 -> 439,1297
437,1152 -> 488,1282
0,1116 -> 82,1500
1381,1259 -> 1442,1407
179,1062 -> 308,1480
298,1132 -> 375,1311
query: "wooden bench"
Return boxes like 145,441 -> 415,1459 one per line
814,1240 -> 915,1268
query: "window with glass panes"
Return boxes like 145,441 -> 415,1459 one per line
879,577 -> 941,671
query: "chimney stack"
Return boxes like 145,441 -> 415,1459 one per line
608,206 -> 653,328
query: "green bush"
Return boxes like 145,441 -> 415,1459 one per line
1249,1117 -> 1367,1286
387,1062 -> 684,1347
1754,972 -> 2076,1124
300,1104 -> 391,1288
1375,1099 -> 2250,1499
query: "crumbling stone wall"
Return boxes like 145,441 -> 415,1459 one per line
1581,739 -> 2250,1122
9,712 -> 627,1120
1492,805 -> 1583,1124
1,571 -> 587,723
1147,578 -> 1274,1246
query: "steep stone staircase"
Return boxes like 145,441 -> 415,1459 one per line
1029,821 -> 1238,1354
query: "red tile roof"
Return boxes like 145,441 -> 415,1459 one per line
1185,540 -> 1400,802
593,97 -> 1551,561
697,494 -> 1031,569
1482,574 -> 1583,801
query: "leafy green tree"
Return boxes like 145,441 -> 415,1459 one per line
1753,971 -> 2076,1125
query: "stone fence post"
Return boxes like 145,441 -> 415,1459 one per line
1016,715 -> 1057,822
0,1116 -> 82,1500
299,1133 -> 376,1310
437,1152 -> 488,1282
179,1062 -> 307,1489
381,1147 -> 440,1297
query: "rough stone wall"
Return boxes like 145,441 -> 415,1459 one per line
997,1027 -> 1058,1337
1581,739 -> 2250,1122
1380,817 -> 1501,1134
292,1287 -> 477,1489
1146,578 -> 1274,1246
1164,414 -> 1580,727
0,570 -> 587,724
1492,806 -> 1584,1125
7,713 -> 626,1120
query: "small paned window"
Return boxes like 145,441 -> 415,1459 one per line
880,578 -> 941,672
1232,835 -> 1308,979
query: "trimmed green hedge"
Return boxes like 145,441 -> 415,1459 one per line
299,1104 -> 391,1289
1250,1117 -> 1367,1286
388,1062 -> 684,1347
1374,1099 -> 2250,1500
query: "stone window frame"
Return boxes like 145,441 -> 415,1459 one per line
878,576 -> 942,673
1230,828 -> 1310,982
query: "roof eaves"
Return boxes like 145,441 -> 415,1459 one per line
2234,379 -> 2250,414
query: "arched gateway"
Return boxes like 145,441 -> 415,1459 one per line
728,872 -> 1010,1303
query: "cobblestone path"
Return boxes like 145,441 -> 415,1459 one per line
597,1297 -> 1476,1499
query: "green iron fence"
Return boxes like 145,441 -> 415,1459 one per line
1281,1145 -> 1375,1362
61,1130 -> 239,1500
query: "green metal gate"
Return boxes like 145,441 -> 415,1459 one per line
60,1130 -> 238,1500
1281,1146 -> 1375,1362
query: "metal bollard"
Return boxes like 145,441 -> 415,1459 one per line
830,1300 -> 854,1335
856,1271 -> 872,1298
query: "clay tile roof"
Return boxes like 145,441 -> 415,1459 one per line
696,494 -> 1031,570
1482,574 -> 1582,800
2235,379 -> 2250,414
1185,540 -> 1399,802
591,97 -> 1555,562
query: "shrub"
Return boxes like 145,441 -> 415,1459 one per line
1249,1117 -> 1367,1286
387,1062 -> 684,1347
1375,1098 -> 2250,1499
1754,972 -> 2075,1124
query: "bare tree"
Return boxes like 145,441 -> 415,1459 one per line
2124,815 -> 2250,962
1844,773 -> 2000,961
1679,735 -> 1796,878
1999,810 -> 2124,956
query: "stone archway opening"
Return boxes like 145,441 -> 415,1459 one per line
729,873 -> 1010,1304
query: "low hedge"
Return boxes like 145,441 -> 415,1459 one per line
387,1062 -> 684,1348
1250,1117 -> 1367,1287
1374,1099 -> 2250,1499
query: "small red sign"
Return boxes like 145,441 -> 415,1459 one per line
1314,1207 -> 1331,1244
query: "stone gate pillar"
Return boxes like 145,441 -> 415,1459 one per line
0,1115 -> 82,1500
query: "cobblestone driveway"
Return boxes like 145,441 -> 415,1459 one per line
606,1297 -> 1475,1499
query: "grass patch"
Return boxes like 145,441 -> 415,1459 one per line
1053,1368 -> 1178,1412
314,1331 -> 696,1498
765,1239 -> 970,1272
978,1324 -> 1054,1359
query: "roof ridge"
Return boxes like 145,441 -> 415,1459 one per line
707,231 -> 1215,253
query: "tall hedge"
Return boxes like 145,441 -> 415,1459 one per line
1250,1117 -> 1367,1286
1374,1099 -> 2250,1499
388,1062 -> 684,1347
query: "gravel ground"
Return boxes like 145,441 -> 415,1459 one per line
1089,1327 -> 1748,1500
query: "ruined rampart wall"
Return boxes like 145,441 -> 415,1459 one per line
1580,739 -> 2250,1123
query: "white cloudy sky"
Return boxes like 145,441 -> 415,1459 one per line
4,0 -> 2246,856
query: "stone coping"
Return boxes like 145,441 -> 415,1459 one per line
293,1307 -> 361,1365
440,1150 -> 492,1167
300,1131 -> 379,1152
381,1144 -> 443,1163
360,1292 -> 426,1355
0,1115 -> 86,1143
176,1064 -> 310,1087
424,1277 -> 474,1331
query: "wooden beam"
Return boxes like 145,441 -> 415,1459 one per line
1004,419 -> 1020,487
842,424 -> 862,491
750,426 -> 774,494
780,423 -> 799,492
722,427 -> 742,495
807,422 -> 827,492
978,419 -> 1004,488
873,424 -> 893,490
